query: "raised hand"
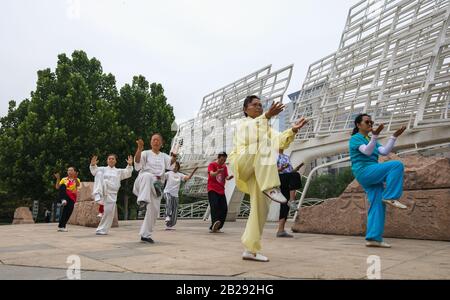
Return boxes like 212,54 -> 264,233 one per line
265,102 -> 285,119
393,126 -> 407,138
126,155 -> 133,166
372,123 -> 385,136
54,172 -> 60,180
292,117 -> 308,133
136,138 -> 144,150
90,155 -> 99,166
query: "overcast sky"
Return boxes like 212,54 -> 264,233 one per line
0,0 -> 358,123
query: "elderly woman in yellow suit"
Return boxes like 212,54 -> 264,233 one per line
229,95 -> 308,262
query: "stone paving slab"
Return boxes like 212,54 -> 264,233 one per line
0,220 -> 449,279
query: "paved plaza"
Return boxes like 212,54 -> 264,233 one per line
0,219 -> 449,280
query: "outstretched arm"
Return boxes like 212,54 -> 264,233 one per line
378,126 -> 406,156
90,155 -> 99,176
134,139 -> 145,171
358,135 -> 379,156
121,155 -> 134,180
54,173 -> 61,190
378,137 -> 397,156
359,123 -> 384,156
184,167 -> 198,181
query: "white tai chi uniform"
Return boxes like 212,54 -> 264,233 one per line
133,150 -> 172,238
90,164 -> 133,234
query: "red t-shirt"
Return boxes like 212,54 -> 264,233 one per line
207,161 -> 228,195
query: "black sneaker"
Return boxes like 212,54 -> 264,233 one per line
141,236 -> 154,243
211,220 -> 221,233
137,201 -> 147,210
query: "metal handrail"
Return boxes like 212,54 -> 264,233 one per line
293,157 -> 350,220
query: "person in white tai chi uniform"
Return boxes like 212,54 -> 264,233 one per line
90,154 -> 133,235
133,133 -> 175,243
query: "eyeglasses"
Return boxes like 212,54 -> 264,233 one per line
364,120 -> 374,125
249,102 -> 262,108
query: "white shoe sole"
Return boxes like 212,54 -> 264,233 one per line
262,191 -> 287,204
383,200 -> 407,210
365,242 -> 391,248
242,255 -> 269,262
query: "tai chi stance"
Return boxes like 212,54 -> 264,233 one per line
229,95 -> 308,262
163,162 -> 197,230
133,134 -> 175,243
349,113 -> 407,248
90,154 -> 133,235
54,167 -> 80,232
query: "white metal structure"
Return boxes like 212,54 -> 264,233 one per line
174,65 -> 293,163
172,65 -> 294,199
291,0 -> 450,140
170,0 -> 450,221
287,0 -> 450,179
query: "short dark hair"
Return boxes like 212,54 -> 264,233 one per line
243,95 -> 261,117
352,113 -> 371,135
67,166 -> 78,172
107,154 -> 118,160
218,151 -> 228,158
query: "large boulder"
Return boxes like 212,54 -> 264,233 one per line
292,154 -> 450,241
12,207 -> 35,224
68,182 -> 119,228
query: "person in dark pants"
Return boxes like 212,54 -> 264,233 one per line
277,149 -> 303,237
207,152 -> 234,233
54,167 -> 80,232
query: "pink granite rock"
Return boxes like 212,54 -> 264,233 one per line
292,155 -> 450,241
12,207 -> 35,224
68,182 -> 119,228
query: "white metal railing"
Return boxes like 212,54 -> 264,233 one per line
158,199 -> 209,219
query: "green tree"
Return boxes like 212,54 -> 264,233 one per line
0,50 -> 175,222
303,167 -> 354,199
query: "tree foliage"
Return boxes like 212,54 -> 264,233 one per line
0,50 -> 175,222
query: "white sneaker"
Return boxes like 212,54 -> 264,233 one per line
165,226 -> 175,231
383,200 -> 407,210
263,188 -> 287,204
366,240 -> 391,248
97,213 -> 103,218
242,251 -> 269,262
96,232 -> 107,235
57,227 -> 68,232
165,216 -> 171,222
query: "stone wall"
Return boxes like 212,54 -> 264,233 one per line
68,182 -> 119,228
292,154 -> 450,241
12,207 -> 35,224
